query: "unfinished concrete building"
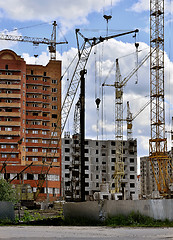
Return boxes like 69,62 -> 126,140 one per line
61,132 -> 138,201
140,153 -> 173,198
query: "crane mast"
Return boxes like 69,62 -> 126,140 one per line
149,0 -> 169,194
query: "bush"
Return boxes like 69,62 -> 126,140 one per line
0,178 -> 17,203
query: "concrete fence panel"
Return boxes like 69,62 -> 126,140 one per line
0,201 -> 15,221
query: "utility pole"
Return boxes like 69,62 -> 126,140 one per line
80,69 -> 87,202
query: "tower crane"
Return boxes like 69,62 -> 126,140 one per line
126,100 -> 150,140
149,0 -> 171,195
102,49 -> 154,193
34,28 -> 139,201
0,21 -> 68,60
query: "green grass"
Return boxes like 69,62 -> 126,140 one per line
105,212 -> 173,227
2,211 -> 173,227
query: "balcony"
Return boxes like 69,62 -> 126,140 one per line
26,152 -> 60,157
0,131 -> 20,136
0,75 -> 21,81
0,84 -> 21,90
26,97 -> 43,103
0,103 -> 21,108
0,112 -> 20,117
0,93 -> 21,99
0,121 -> 20,126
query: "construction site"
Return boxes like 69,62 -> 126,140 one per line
0,0 -> 173,220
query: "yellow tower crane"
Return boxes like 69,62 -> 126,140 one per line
149,0 -> 172,195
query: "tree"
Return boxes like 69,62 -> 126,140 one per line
0,178 -> 17,203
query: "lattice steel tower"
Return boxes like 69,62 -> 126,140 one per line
149,0 -> 169,194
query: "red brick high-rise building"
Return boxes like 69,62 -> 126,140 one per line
0,49 -> 61,202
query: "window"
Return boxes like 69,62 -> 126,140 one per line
111,158 -> 115,162
42,122 -> 47,126
2,154 -> 7,158
130,183 -> 135,188
42,149 -> 46,153
32,148 -> 38,152
130,158 -> 134,163
51,131 -> 57,136
33,77 -> 38,80
33,112 -> 38,116
65,148 -> 70,153
85,148 -> 89,153
43,113 -> 47,117
85,166 -> 89,170
52,105 -> 57,110
130,175 -> 135,179
65,156 -> 70,161
51,149 -> 57,153
31,70 -> 33,75
44,72 -> 46,76
33,103 -> 38,107
52,80 -> 57,84
32,139 -> 38,143
96,150 -> 98,154
111,150 -> 116,154
1,145 -> 6,148
52,123 -> 57,127
5,64 -> 8,70
52,88 -> 57,93
11,154 -> 16,158
6,100 -> 12,103
65,139 -> 70,144
27,173 -> 34,180
52,114 -> 57,118
32,130 -> 38,134
33,95 -> 37,98
111,141 -> 115,146
130,166 -> 135,171
6,90 -> 12,94
111,166 -> 115,171
96,166 -> 99,171
52,97 -> 57,101
96,158 -> 98,162
33,86 -> 38,89
96,175 -> 99,179
52,140 -> 57,144
5,127 -> 12,131
43,104 -> 47,108
43,87 -> 47,91
65,165 -> 69,169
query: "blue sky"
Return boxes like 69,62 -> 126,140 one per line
0,0 -> 173,161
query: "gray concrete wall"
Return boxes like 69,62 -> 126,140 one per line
64,199 -> 173,221
0,201 -> 15,221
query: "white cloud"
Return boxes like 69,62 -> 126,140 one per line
130,0 -> 149,12
0,29 -> 21,50
130,0 -> 173,14
0,0 -> 121,31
